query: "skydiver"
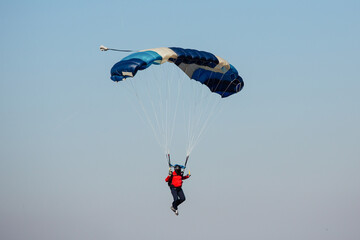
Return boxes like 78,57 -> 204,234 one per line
165,164 -> 191,216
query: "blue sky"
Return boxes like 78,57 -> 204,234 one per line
1,0 -> 360,239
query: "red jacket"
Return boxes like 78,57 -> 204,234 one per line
165,171 -> 189,187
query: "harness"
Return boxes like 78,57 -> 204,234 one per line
167,172 -> 185,188
168,174 -> 174,187
167,154 -> 189,174
166,154 -> 189,187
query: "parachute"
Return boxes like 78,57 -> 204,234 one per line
106,46 -> 244,165
111,47 -> 243,98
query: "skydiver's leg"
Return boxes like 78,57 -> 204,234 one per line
177,188 -> 186,206
170,187 -> 179,210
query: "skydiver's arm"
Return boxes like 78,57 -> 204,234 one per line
182,175 -> 190,180
165,172 -> 173,182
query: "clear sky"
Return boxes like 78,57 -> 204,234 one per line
1,0 -> 359,239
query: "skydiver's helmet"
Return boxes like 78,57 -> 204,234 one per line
174,165 -> 182,175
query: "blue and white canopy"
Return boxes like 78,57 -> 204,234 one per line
110,47 -> 244,98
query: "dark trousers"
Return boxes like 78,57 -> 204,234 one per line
170,187 -> 186,210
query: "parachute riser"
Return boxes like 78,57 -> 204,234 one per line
166,154 -> 190,175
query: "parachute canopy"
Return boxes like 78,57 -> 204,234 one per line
110,47 -> 244,98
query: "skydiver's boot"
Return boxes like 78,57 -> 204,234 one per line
170,206 -> 179,216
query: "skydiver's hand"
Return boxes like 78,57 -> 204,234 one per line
186,174 -> 191,177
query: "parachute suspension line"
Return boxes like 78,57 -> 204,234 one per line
188,98 -> 221,154
189,72 -> 227,154
148,88 -> 166,151
149,73 -> 164,143
169,66 -> 183,154
186,72 -> 233,154
130,79 -> 165,152
188,62 -> 207,155
168,64 -> 183,155
166,69 -> 172,147
133,81 -> 165,151
122,79 -> 164,150
186,71 -> 199,156
150,68 -> 165,152
188,79 -> 211,151
191,72 -> 233,151
183,63 -> 196,155
164,64 -> 184,155
187,79 -> 201,155
161,66 -> 170,154
156,65 -> 171,154
146,68 -> 168,153
185,69 -> 224,156
185,67 -> 207,155
165,98 -> 169,154
143,64 -> 182,155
